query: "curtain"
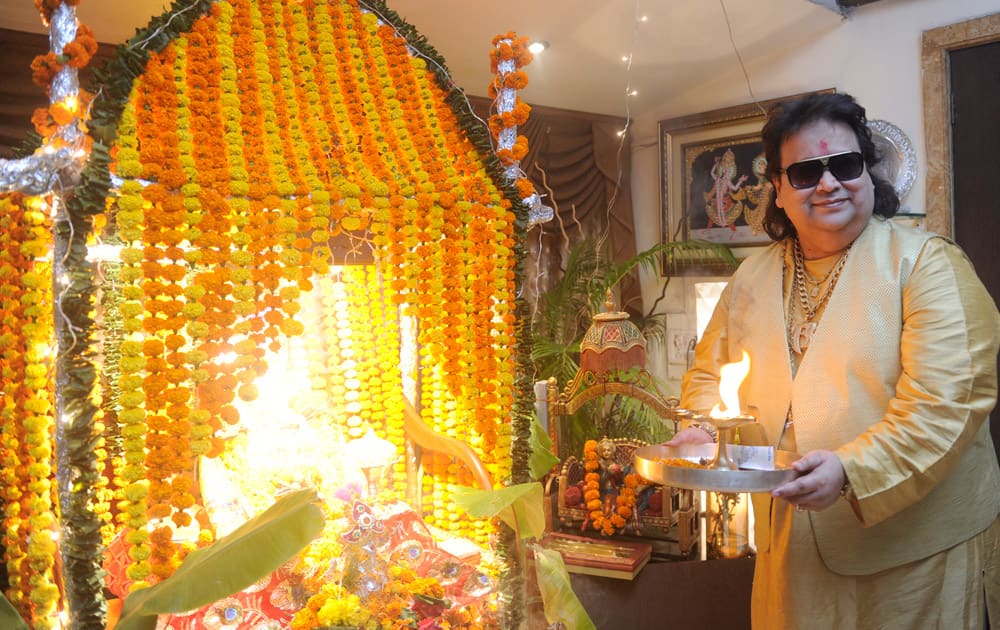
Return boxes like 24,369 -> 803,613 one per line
469,97 -> 640,315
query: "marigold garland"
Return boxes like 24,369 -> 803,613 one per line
110,0 -> 518,545
583,439 -> 639,536
0,195 -> 60,628
3,0 -> 108,625
29,5 -> 95,158
0,0 -> 534,626
488,32 -> 539,210
114,94 -> 154,590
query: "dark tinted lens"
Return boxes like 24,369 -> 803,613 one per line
785,152 -> 864,188
828,152 -> 864,181
785,160 -> 825,188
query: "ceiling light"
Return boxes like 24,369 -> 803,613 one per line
621,55 -> 631,63
528,41 -> 548,54
628,89 -> 638,97
640,15 -> 649,22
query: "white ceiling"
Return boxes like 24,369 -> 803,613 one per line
0,0 -> 846,119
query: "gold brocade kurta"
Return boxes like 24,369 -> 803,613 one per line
682,217 -> 1000,629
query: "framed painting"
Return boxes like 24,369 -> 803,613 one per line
659,89 -> 835,273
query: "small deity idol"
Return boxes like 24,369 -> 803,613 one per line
596,437 -> 623,516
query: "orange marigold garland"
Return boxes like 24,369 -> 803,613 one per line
29,2 -> 94,159
489,32 -> 552,228
582,439 -> 639,536
141,41 -> 187,580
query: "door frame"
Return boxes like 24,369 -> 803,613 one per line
921,13 -> 1000,237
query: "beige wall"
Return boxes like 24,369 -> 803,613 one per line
629,0 -> 999,391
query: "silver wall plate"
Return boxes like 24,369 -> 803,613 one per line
868,119 -> 917,200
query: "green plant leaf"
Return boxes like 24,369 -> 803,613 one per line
530,545 -> 596,630
115,488 -> 325,630
529,415 -> 561,482
452,483 -> 545,540
0,594 -> 29,630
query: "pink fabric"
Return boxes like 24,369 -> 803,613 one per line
103,503 -> 492,628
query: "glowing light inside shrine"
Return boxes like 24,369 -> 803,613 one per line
198,274 -> 419,524
351,428 -> 398,470
222,353 -> 353,511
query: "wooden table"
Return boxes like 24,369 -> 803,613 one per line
569,556 -> 755,629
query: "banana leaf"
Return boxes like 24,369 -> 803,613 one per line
115,488 -> 325,630
0,594 -> 28,630
529,545 -> 596,630
452,482 -> 544,541
529,415 -> 561,482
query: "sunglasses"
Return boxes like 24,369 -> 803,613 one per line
779,151 -> 865,189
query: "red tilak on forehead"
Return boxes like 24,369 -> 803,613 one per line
819,139 -> 830,153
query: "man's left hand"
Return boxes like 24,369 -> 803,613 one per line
771,450 -> 846,512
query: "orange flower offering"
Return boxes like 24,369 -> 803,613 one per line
657,457 -> 708,469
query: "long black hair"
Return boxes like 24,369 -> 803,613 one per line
760,92 -> 899,241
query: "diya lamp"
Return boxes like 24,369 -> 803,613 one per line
695,350 -> 755,470
634,350 -> 797,559
697,351 -> 754,559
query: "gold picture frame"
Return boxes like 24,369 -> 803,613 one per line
658,89 -> 835,272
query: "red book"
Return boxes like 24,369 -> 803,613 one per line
539,532 -> 652,580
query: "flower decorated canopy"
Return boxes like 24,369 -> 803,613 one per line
2,0 -> 538,626
97,0 -> 534,579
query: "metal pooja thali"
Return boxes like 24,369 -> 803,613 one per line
633,443 -> 801,493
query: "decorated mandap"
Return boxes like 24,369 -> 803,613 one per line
0,0 -> 567,628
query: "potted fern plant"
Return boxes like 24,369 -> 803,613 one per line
530,237 -> 737,457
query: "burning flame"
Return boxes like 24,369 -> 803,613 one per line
709,351 -> 750,418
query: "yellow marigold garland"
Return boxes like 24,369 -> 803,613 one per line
113,93 -> 154,589
342,265 -> 372,441
322,276 -> 350,437
0,194 -> 60,627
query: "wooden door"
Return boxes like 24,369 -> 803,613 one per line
950,40 -> 1000,458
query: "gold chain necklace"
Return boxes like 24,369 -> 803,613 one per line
788,239 -> 850,353
800,259 -> 839,298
